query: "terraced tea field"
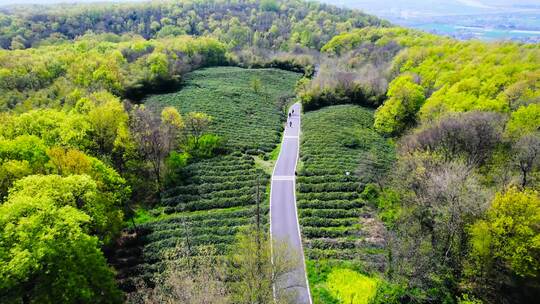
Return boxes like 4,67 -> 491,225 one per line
297,105 -> 395,303
112,67 -> 300,295
115,153 -> 270,292
144,66 -> 302,153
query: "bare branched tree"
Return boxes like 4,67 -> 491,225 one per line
228,228 -> 299,304
129,105 -> 183,193
513,133 -> 540,188
401,111 -> 503,166
390,153 -> 490,289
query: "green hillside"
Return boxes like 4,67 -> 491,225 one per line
144,67 -> 301,152
111,66 -> 300,298
298,105 -> 394,304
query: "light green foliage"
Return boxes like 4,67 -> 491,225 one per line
184,134 -> 222,159
322,27 -> 440,55
251,77 -> 262,94
227,229 -> 273,304
322,27 -> 540,135
166,151 -> 191,171
147,51 -> 169,79
506,103 -> 540,139
227,228 -> 299,304
361,185 -> 400,227
0,109 -> 92,149
46,147 -> 91,175
404,41 -> 539,123
156,25 -> 187,38
458,294 -> 483,304
307,260 -> 340,304
374,73 -> 425,135
0,135 -> 48,167
86,91 -> 129,153
8,174 -> 124,244
0,1 -> 385,51
468,188 -> 540,278
327,269 -> 378,304
161,106 -> 184,130
0,187 -> 121,303
0,35 -> 226,110
183,111 -> 213,140
131,208 -> 159,226
0,128 -> 129,204
145,67 -> 301,152
0,135 -> 48,198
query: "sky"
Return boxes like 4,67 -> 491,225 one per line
1,0 -> 539,14
322,0 -> 540,18
0,0 -> 143,5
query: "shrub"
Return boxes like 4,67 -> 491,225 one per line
184,134 -> 223,159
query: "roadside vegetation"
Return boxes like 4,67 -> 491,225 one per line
298,105 -> 394,304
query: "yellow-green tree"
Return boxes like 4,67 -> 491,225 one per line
374,74 -> 425,136
467,188 -> 540,283
0,183 -> 122,303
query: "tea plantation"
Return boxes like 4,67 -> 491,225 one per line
297,105 -> 395,303
112,67 -> 300,293
144,66 -> 302,153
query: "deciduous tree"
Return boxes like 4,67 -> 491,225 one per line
0,195 -> 121,304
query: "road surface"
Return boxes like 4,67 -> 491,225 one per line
270,103 -> 312,304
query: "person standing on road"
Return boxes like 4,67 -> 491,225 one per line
289,121 -> 292,127
288,112 -> 291,119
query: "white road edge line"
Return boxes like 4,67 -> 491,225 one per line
292,105 -> 313,304
269,117 -> 282,300
270,177 -> 276,300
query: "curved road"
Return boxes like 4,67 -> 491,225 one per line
270,103 -> 312,304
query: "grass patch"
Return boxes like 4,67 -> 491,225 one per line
327,269 -> 378,304
131,208 -> 158,226
253,155 -> 274,175
269,142 -> 282,161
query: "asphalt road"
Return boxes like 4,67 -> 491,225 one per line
270,103 -> 312,304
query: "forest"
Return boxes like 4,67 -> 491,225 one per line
0,1 -> 538,304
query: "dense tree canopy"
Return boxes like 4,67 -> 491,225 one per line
309,27 -> 540,137
0,0 -> 385,51
0,34 -> 227,110
0,175 -> 122,304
